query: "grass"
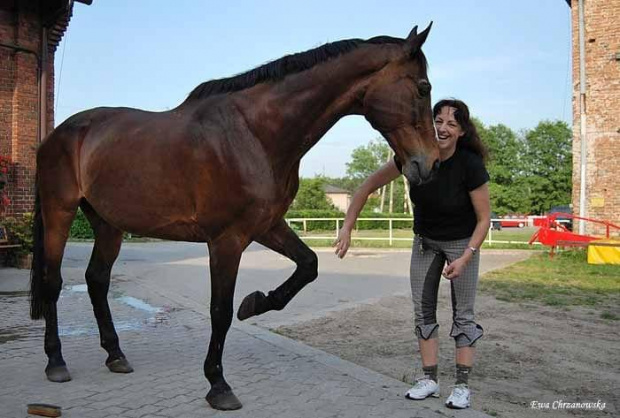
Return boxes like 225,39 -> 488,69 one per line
480,249 -> 620,315
600,311 -> 619,320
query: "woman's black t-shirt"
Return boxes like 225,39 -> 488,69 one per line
395,148 -> 489,241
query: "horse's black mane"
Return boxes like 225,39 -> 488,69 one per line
186,36 -> 406,101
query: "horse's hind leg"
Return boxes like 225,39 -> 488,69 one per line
237,219 -> 318,320
81,201 -> 133,374
37,200 -> 79,382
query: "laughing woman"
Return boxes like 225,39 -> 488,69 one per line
334,99 -> 491,409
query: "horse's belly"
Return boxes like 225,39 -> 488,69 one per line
84,178 -> 264,242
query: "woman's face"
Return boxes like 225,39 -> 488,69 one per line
434,106 -> 464,159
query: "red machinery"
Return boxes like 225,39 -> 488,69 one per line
529,213 -> 620,258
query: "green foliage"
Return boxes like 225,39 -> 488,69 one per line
285,209 -> 344,230
69,210 -> 134,240
70,209 -> 95,239
1,213 -> 34,264
335,137 -> 414,215
479,121 -> 531,215
477,118 -> 572,215
290,177 -> 337,211
386,178 -> 409,214
285,209 -> 412,231
346,138 -> 390,180
601,312 -> 619,321
523,121 -> 573,214
355,212 -> 412,230
365,196 -> 382,212
286,209 -> 345,218
322,174 -> 410,215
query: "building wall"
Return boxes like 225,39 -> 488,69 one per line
326,193 -> 350,213
571,0 -> 620,236
0,3 -> 55,217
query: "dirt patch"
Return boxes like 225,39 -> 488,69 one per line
275,282 -> 619,417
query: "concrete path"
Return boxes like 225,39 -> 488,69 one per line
0,242 -> 528,417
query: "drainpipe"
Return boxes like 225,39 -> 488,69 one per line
577,0 -> 587,235
40,27 -> 48,142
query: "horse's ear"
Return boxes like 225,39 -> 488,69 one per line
405,22 -> 432,56
405,25 -> 418,41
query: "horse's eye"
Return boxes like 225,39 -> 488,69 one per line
418,80 -> 431,96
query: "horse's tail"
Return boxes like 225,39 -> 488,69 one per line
30,182 -> 46,320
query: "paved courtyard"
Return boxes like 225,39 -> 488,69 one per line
0,242 -> 508,417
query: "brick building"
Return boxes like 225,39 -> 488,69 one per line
0,0 -> 90,217
570,0 -> 620,235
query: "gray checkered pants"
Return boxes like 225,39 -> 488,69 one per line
410,235 -> 484,348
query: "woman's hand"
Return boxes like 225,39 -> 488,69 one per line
334,227 -> 352,259
442,256 -> 469,280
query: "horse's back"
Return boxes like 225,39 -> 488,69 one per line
37,104 -> 282,241
39,107 -> 143,161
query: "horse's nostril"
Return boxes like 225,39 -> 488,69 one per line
433,159 -> 440,171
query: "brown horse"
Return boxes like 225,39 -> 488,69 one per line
30,24 -> 438,410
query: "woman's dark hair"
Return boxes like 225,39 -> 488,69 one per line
433,98 -> 488,161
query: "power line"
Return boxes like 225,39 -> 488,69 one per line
55,29 -> 69,113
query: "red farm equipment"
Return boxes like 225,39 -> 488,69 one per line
529,213 -> 620,258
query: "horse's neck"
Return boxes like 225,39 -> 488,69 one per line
237,46 -> 394,166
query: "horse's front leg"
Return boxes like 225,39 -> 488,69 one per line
204,235 -> 247,411
237,219 -> 318,320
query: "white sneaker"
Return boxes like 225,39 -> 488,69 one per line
405,378 -> 440,400
445,384 -> 470,409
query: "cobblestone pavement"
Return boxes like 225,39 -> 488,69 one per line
0,266 -> 489,418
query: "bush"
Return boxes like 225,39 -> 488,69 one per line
285,209 -> 413,231
69,209 -> 94,239
1,213 -> 34,265
285,209 -> 344,231
69,209 -> 134,240
355,212 -> 412,230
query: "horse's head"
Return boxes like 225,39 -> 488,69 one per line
362,24 -> 439,185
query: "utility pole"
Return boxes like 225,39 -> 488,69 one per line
379,150 -> 392,212
388,150 -> 394,213
403,176 -> 412,214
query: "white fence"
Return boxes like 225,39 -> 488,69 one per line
285,217 -> 542,246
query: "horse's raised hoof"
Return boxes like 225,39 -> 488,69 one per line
45,365 -> 71,383
237,290 -> 270,321
106,357 -> 134,374
206,388 -> 242,410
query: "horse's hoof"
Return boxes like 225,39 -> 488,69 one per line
237,290 -> 269,321
45,365 -> 71,383
106,357 -> 134,373
206,388 -> 242,410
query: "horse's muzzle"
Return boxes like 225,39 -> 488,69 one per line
403,157 -> 439,186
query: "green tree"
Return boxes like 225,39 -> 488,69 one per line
522,121 -> 572,214
344,138 -> 409,213
346,138 -> 390,180
291,177 -> 336,210
478,120 -> 530,215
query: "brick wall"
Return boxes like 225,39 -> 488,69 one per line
0,2 -> 56,217
571,0 -> 620,236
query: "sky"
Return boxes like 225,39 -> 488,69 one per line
54,1 -> 573,178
